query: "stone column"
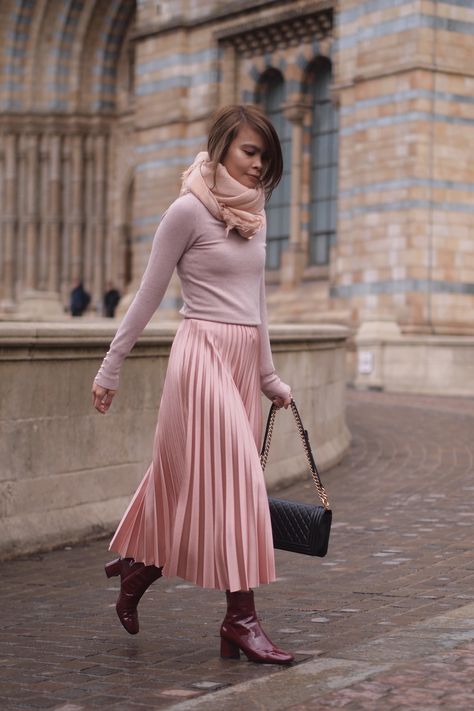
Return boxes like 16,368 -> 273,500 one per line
83,134 -> 95,300
92,133 -> 107,309
17,131 -> 64,320
17,134 -> 27,296
24,132 -> 38,292
1,133 -> 17,311
60,136 -> 71,303
48,134 -> 61,295
38,133 -> 50,291
0,134 -> 4,303
70,133 -> 83,282
280,99 -> 312,288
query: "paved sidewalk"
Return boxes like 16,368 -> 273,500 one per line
2,389 -> 474,710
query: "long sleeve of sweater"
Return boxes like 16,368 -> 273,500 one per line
258,274 -> 291,402
94,198 -> 197,391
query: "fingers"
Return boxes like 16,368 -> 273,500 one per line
100,390 -> 115,414
272,394 -> 292,410
91,383 -> 116,414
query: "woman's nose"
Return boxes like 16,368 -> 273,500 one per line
253,154 -> 262,170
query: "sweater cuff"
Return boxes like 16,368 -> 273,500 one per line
93,373 -> 119,391
260,371 -> 291,401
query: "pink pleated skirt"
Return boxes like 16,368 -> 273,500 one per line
109,318 -> 276,592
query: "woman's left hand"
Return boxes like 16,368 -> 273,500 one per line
92,382 -> 117,414
272,395 -> 292,409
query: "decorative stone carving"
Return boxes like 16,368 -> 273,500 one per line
218,7 -> 333,56
282,97 -> 313,125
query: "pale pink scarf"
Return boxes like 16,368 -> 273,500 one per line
180,151 -> 265,239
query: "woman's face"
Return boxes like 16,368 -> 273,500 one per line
222,124 -> 266,189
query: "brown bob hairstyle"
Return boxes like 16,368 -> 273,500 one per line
207,104 -> 283,198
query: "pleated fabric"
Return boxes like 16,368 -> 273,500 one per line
109,318 -> 276,592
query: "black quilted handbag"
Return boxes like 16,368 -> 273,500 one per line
261,400 -> 332,557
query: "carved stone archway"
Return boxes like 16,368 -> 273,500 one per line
0,0 -> 136,319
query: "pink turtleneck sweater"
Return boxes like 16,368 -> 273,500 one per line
94,193 -> 290,400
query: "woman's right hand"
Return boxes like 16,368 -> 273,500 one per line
272,394 -> 292,410
261,372 -> 292,406
92,382 -> 117,414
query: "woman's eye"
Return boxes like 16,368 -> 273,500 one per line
244,150 -> 255,156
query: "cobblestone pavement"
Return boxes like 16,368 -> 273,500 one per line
2,389 -> 474,710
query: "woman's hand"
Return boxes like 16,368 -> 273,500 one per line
92,382 -> 117,414
272,394 -> 292,410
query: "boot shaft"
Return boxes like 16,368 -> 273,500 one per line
225,590 -> 256,621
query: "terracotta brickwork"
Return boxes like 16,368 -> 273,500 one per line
335,0 -> 474,334
1,0 -> 473,341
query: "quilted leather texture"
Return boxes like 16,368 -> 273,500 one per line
268,497 -> 332,557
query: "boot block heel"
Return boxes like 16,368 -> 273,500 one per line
220,636 -> 240,660
104,558 -> 122,578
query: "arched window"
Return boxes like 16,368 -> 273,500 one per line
257,69 -> 291,270
308,58 -> 339,266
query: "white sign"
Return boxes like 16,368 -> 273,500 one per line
358,350 -> 374,374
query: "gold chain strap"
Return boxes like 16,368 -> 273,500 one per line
260,400 -> 331,510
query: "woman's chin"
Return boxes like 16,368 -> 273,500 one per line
243,177 -> 259,189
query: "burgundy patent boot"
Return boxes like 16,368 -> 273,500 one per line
220,590 -> 294,664
105,557 -> 162,635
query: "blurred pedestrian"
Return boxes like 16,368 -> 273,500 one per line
91,105 -> 293,664
70,280 -> 90,317
103,282 -> 120,318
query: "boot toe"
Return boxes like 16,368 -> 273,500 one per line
270,651 -> 294,664
249,648 -> 294,665
116,604 -> 139,635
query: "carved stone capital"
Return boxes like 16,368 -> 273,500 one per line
281,98 -> 312,124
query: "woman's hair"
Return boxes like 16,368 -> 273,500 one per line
207,104 -> 283,198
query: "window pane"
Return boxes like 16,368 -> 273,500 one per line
329,199 -> 337,231
313,132 -> 331,166
313,200 -> 330,231
266,240 -> 280,270
266,206 -> 277,233
316,201 -> 329,232
259,70 -> 291,269
318,102 -> 332,132
308,60 -> 339,266
310,234 -> 329,265
319,168 -> 331,200
330,128 -> 339,158
313,69 -> 330,101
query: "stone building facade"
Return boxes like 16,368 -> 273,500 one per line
1,0 -> 473,391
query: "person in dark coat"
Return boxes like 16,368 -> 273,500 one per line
70,281 -> 91,317
103,282 -> 121,318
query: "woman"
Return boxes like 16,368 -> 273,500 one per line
92,104 -> 293,665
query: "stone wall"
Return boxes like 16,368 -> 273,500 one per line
0,322 -> 350,560
354,322 -> 474,396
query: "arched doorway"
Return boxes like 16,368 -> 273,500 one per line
0,0 -> 136,319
